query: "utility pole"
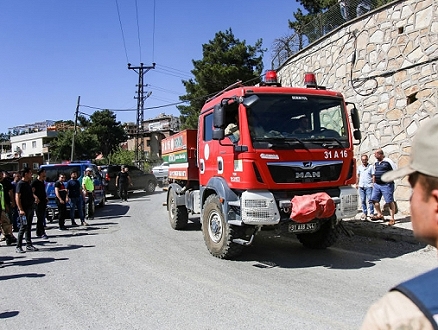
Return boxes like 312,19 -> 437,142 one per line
128,62 -> 155,169
71,95 -> 80,161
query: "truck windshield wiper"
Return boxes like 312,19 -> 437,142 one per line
253,137 -> 308,149
310,138 -> 344,148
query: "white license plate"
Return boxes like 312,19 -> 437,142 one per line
288,222 -> 317,233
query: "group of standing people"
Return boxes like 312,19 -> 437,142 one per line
356,148 -> 398,225
54,168 -> 92,231
0,166 -> 96,253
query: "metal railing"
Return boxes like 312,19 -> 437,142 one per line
271,0 -> 394,69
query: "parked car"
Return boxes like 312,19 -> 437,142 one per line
151,162 -> 169,186
101,165 -> 157,196
40,162 -> 106,220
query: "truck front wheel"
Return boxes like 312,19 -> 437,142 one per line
202,194 -> 243,259
296,219 -> 340,249
168,188 -> 188,230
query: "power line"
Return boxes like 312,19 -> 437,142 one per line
115,0 -> 129,64
135,0 -> 142,62
155,63 -> 193,78
152,0 -> 156,62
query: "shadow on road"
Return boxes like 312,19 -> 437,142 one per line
0,311 -> 19,319
0,272 -> 46,281
234,229 -> 428,270
1,256 -> 69,268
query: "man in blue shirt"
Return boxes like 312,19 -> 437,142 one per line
66,170 -> 86,226
370,148 -> 397,225
356,154 -> 374,220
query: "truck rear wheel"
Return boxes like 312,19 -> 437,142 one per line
168,188 -> 188,230
296,220 -> 340,249
202,194 -> 243,259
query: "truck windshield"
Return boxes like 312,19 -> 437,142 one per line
246,94 -> 349,149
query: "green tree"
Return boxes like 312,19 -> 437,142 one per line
296,0 -> 336,14
80,110 -> 127,158
50,130 -> 100,162
107,147 -> 135,165
178,29 -> 265,129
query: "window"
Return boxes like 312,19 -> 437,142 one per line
203,113 -> 213,141
22,163 -> 28,168
33,163 -> 39,170
32,141 -> 37,148
21,143 -> 26,150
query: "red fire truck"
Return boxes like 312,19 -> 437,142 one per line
164,71 -> 362,259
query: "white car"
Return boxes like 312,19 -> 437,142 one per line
152,162 -> 169,186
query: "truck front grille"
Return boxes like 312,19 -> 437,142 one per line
268,161 -> 343,183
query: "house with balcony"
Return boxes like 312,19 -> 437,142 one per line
0,121 -> 58,172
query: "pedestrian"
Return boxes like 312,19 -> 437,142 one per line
0,171 -> 17,245
116,166 -> 132,202
97,165 -> 108,188
370,148 -> 397,225
0,179 -> 17,246
11,172 -> 21,231
82,168 -> 95,220
66,170 -> 87,226
361,116 -> 438,329
356,154 -> 375,220
15,167 -> 38,253
55,173 -> 68,230
31,168 -> 49,239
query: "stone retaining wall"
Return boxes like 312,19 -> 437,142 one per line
277,0 -> 438,214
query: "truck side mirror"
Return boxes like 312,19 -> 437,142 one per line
350,105 -> 360,130
213,104 -> 225,128
212,127 -> 225,140
353,129 -> 362,141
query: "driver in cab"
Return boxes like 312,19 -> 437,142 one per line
293,116 -> 312,134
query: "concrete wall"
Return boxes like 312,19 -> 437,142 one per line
277,0 -> 438,214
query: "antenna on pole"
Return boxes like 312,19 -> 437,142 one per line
128,62 -> 155,169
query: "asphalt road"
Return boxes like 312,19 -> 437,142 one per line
1,190 -> 437,330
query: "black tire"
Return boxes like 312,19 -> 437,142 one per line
167,189 -> 188,230
201,194 -> 244,259
145,180 -> 156,194
296,219 -> 340,249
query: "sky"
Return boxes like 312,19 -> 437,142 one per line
0,0 -> 300,133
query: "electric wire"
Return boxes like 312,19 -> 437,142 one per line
152,0 -> 156,62
349,29 -> 438,96
135,0 -> 142,62
115,0 -> 129,64
79,73 -> 264,114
